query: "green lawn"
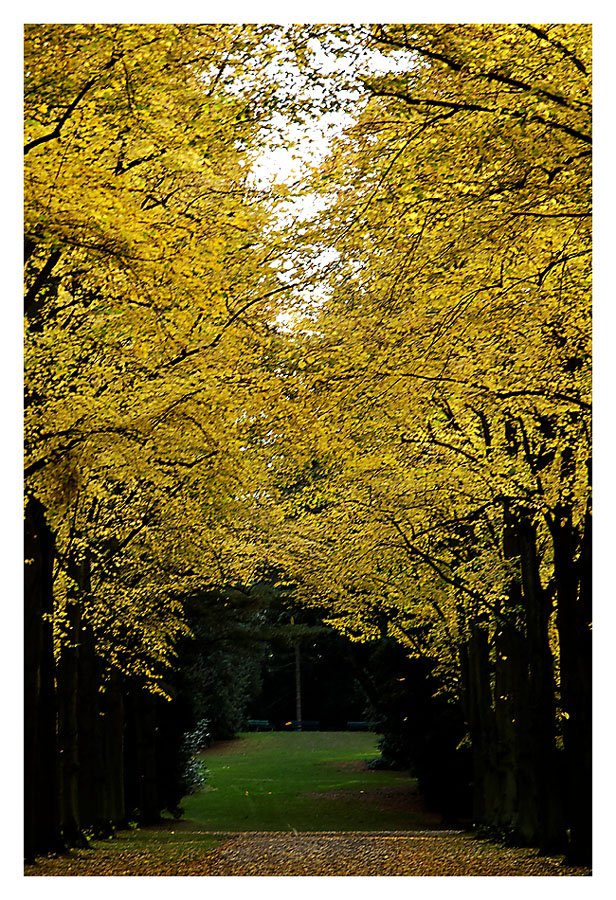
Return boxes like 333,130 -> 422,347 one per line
180,731 -> 442,832
25,732 -> 444,874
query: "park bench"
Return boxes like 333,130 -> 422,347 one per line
346,721 -> 373,731
247,719 -> 274,731
288,720 -> 320,731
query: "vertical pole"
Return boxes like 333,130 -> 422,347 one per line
295,642 -> 302,731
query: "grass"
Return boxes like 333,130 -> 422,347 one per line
179,731 -> 441,832
26,732 -> 592,876
25,731 -> 444,874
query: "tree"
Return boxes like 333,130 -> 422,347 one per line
256,23 -> 591,862
24,23 -> 286,859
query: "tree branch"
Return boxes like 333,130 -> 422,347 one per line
24,250 -> 61,317
24,52 -> 123,156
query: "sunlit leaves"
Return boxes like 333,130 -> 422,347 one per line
254,24 -> 591,697
24,25 -> 287,690
24,23 -> 592,705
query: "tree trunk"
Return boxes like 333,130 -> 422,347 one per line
124,685 -> 160,824
102,668 -> 125,827
56,595 -> 85,847
518,516 -> 563,849
77,620 -> 112,835
135,689 -> 160,823
123,686 -> 139,821
550,502 -> 592,865
501,502 -> 563,848
461,622 -> 499,827
492,607 -> 522,832
24,494 -> 61,861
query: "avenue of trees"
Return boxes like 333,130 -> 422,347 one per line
24,24 -> 591,865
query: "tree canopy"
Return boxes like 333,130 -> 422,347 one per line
24,23 -> 591,865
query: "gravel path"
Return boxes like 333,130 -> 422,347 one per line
201,831 -> 589,876
26,830 -> 591,876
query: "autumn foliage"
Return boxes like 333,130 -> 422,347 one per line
24,24 -> 591,867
